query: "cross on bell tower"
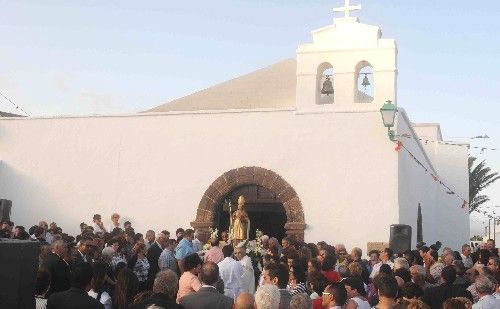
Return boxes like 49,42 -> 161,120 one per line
333,0 -> 361,18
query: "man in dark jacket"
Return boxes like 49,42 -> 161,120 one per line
422,265 -> 473,309
129,269 -> 183,309
146,233 -> 166,288
41,240 -> 71,296
47,262 -> 103,309
180,262 -> 233,309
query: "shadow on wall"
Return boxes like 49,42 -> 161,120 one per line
0,161 -> 79,234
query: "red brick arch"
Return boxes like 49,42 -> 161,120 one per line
191,167 -> 306,241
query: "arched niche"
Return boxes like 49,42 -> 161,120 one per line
316,62 -> 335,105
355,61 -> 374,103
191,167 -> 306,242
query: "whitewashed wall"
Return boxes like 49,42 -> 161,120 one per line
397,110 -> 469,250
0,109 -> 400,251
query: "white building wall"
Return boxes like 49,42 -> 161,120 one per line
396,111 -> 469,249
0,109 -> 399,250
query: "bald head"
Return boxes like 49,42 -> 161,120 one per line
234,292 -> 254,309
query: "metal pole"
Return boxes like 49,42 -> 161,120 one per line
488,219 -> 491,239
494,218 -> 496,246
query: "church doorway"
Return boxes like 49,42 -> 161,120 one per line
215,185 -> 287,241
191,166 -> 306,242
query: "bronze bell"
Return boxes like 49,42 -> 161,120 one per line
361,74 -> 370,87
321,76 -> 334,96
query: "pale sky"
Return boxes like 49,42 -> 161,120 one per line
1,1 -> 499,236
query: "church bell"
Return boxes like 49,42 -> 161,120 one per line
321,76 -> 334,96
361,74 -> 370,88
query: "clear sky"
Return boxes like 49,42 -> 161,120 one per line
1,1 -> 499,236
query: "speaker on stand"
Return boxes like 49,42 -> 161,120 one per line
0,199 -> 12,222
389,224 -> 412,254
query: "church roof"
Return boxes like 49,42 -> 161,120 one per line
144,59 -> 297,112
0,111 -> 24,117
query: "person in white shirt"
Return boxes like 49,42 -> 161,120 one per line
218,245 -> 243,299
192,230 -> 204,254
108,213 -> 121,233
234,245 -> 255,295
461,244 -> 474,269
472,275 -> 500,309
370,248 -> 394,279
92,214 -> 107,234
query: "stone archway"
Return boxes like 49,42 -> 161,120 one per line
191,167 -> 306,242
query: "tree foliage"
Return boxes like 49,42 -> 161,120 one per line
469,156 -> 500,213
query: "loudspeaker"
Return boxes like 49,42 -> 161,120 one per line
389,224 -> 412,254
0,239 -> 40,309
0,199 -> 12,221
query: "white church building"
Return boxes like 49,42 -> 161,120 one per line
0,5 -> 469,251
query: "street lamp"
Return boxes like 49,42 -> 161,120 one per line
379,100 -> 397,141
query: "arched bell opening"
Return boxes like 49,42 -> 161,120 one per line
355,61 -> 374,103
316,62 -> 335,105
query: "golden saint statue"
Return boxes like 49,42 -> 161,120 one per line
231,195 -> 250,241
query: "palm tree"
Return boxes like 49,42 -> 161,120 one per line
469,156 -> 500,213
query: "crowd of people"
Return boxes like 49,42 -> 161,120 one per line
1,213 -> 500,309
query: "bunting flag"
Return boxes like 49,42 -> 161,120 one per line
396,134 -> 497,152
394,139 -> 469,211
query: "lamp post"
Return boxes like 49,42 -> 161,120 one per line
379,100 -> 398,141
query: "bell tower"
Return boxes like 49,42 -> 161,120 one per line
296,1 -> 397,111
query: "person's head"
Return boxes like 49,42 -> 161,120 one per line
111,213 -> 120,223
145,230 -> 155,242
115,268 -> 139,307
348,262 -> 363,278
153,269 -> 179,299
101,246 -> 115,263
165,238 -> 176,250
175,228 -> 185,238
38,221 -> 48,231
443,253 -> 455,266
289,260 -> 307,284
234,246 -> 247,261
461,244 -> 471,256
426,249 -> 438,263
453,260 -> 466,277
199,262 -> 220,286
133,233 -> 144,245
222,245 -> 234,258
464,267 -> 479,284
343,277 -> 366,298
161,230 -> 170,239
400,282 -> 423,300
321,254 -> 337,272
255,284 -> 280,309
263,263 -> 289,289
51,239 -> 67,256
381,248 -> 393,261
184,228 -> 194,241
92,214 -> 102,224
351,247 -> 362,261
78,236 -> 94,254
442,298 -> 469,309
430,263 -> 445,282
487,256 -> 499,272
406,299 -> 431,309
475,275 -> 495,296
133,243 -> 146,256
71,262 -> 94,290
369,250 -> 380,263
394,267 -> 412,283
379,263 -> 393,275
281,237 -> 290,249
307,258 -> 321,274
441,265 -> 457,284
478,249 -> 491,265
91,261 -> 107,292
486,239 -> 495,251
156,233 -> 168,248
123,221 -> 132,229
35,268 -> 51,296
79,222 -> 87,232
290,293 -> 312,309
322,283 -> 347,308
394,257 -> 410,270
375,274 -> 398,301
124,229 -> 135,243
184,253 -> 203,273
307,271 -> 329,296
234,292 -> 255,309
221,230 -> 228,241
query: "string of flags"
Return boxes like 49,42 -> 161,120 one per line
397,133 -> 497,153
0,90 -> 29,117
394,139 -> 469,211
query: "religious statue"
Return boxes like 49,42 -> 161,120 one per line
230,195 -> 250,242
